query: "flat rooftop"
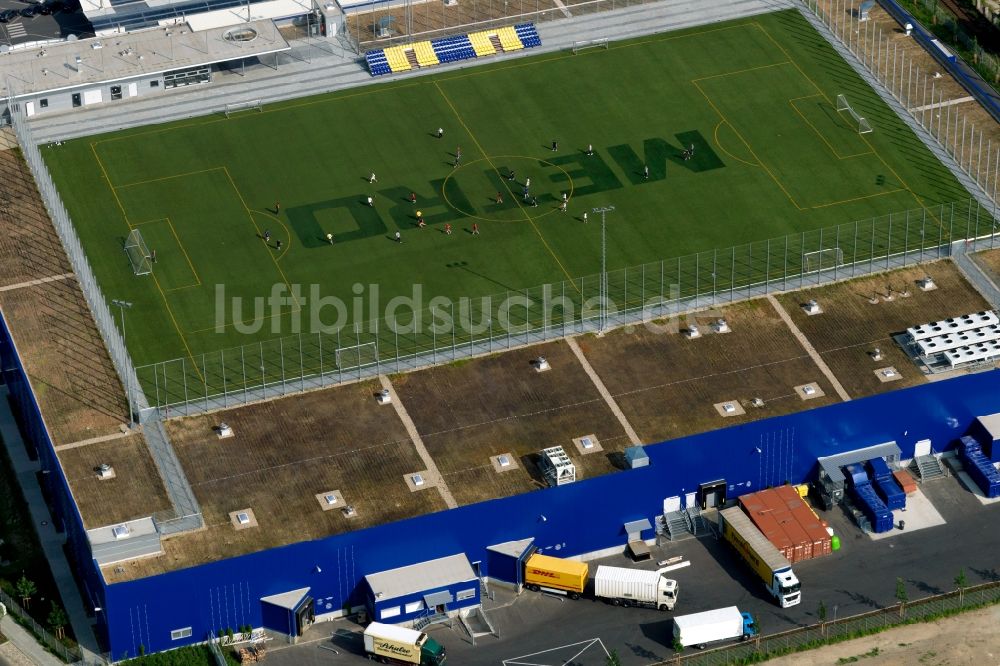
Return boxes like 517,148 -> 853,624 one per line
0,18 -> 289,99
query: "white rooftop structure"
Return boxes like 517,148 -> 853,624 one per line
0,19 -> 290,99
365,553 -> 476,601
907,311 -> 998,342
540,445 -> 576,486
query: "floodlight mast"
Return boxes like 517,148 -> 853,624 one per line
593,206 -> 615,334
111,299 -> 134,426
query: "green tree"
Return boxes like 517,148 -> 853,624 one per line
606,649 -> 623,666
955,568 -> 968,602
47,603 -> 68,640
15,575 -> 36,609
895,577 -> 908,617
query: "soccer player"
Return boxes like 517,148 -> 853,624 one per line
582,212 -> 588,224
437,127 -> 444,138
264,230 -> 271,243
689,142 -> 695,156
151,249 -> 157,263
455,147 -> 462,165
274,202 -> 280,214
410,192 -> 417,204
367,196 -> 374,207
395,231 -> 402,243
326,233 -> 334,244
507,169 -> 516,182
522,185 -> 530,200
418,216 -> 426,228
525,177 -> 531,188
369,172 -> 377,183
472,223 -> 480,235
560,201 -> 567,213
586,144 -> 594,156
562,192 -> 568,202
551,139 -> 558,152
445,223 -> 452,235
276,239 -> 282,250
643,165 -> 649,180
496,192 -> 503,204
531,196 -> 539,207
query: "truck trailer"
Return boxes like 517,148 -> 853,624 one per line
672,606 -> 758,649
363,622 -> 446,665
719,507 -> 801,607
593,565 -> 679,610
523,552 -> 588,599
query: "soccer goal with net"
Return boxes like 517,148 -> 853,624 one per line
572,38 -> 609,54
224,99 -> 263,118
803,248 -> 844,274
836,94 -> 873,134
334,341 -> 378,370
124,228 -> 153,276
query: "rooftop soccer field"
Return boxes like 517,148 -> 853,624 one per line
46,9 -> 968,381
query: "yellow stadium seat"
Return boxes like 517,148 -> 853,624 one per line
469,31 -> 496,57
413,41 -> 439,67
498,26 -> 523,51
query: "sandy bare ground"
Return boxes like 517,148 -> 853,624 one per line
767,604 -> 1000,666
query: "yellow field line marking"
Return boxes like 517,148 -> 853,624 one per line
89,141 -> 204,380
433,81 -> 580,292
713,120 -> 759,168
692,80 -> 803,211
788,94 -> 874,160
162,216 -> 202,288
91,82 -> 424,149
809,188 -> 906,209
752,20 -> 942,225
221,167 -> 301,308
691,60 -> 793,83
113,167 -> 226,190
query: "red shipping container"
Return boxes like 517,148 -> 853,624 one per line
739,486 -> 832,562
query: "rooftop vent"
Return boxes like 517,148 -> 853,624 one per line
342,505 -> 357,518
236,512 -> 250,525
532,356 -> 550,372
498,454 -> 511,467
112,524 -> 130,540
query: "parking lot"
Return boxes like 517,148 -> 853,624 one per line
260,474 -> 1000,665
0,0 -> 90,47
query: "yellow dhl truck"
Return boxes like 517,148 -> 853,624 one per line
523,552 -> 588,599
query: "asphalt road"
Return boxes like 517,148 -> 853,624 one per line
0,0 -> 90,47
264,475 -> 1000,665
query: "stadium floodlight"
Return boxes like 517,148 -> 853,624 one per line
592,206 -> 615,334
111,299 -> 135,426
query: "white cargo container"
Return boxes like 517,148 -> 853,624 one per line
593,565 -> 678,610
672,606 -> 757,649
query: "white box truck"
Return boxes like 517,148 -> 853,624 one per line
593,565 -> 679,611
672,606 -> 757,649
363,622 -> 446,665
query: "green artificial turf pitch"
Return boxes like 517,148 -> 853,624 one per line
45,10 -> 967,396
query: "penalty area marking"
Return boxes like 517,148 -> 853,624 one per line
503,638 -> 611,666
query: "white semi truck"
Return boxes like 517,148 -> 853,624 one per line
593,565 -> 679,611
672,606 -> 758,649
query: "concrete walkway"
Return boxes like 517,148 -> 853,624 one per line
377,376 -> 458,509
0,390 -> 103,663
955,246 -> 1000,310
566,338 -> 641,445
0,616 -> 63,666
766,295 -> 852,402
29,0 -> 793,143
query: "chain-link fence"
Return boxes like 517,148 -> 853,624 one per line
138,197 -> 998,417
0,589 -> 82,663
654,579 -> 1000,665
899,0 -> 1000,85
9,100 -> 202,531
801,0 -> 1000,209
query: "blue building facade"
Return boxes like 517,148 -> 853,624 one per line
2,307 -> 999,659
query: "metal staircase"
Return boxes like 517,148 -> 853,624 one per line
686,507 -> 712,537
911,454 -> 946,481
661,510 -> 693,541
